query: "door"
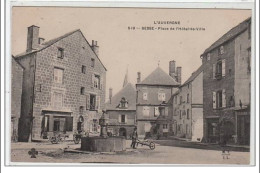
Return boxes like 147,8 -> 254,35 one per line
119,128 -> 127,138
53,120 -> 60,132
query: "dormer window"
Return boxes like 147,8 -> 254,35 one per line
117,97 -> 128,108
219,45 -> 224,55
58,48 -> 64,58
207,53 -> 210,61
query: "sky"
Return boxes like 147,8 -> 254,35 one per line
11,7 -> 251,101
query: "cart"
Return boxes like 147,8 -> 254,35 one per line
136,139 -> 155,150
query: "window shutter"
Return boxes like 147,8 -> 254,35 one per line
222,59 -> 226,77
165,107 -> 168,116
95,96 -> 100,110
213,64 -> 216,79
146,107 -> 150,116
162,93 -> 166,101
222,89 -> 226,107
89,124 -> 93,132
154,107 -> 159,117
118,115 -> 121,122
100,76 -> 103,90
158,93 -> 161,101
213,92 -> 216,109
92,74 -> 95,87
143,93 -> 148,100
86,94 -> 90,110
125,115 -> 128,123
143,107 -> 146,115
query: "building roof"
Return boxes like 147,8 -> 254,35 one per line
181,65 -> 203,87
202,17 -> 251,55
14,29 -> 107,71
105,83 -> 136,111
137,67 -> 180,86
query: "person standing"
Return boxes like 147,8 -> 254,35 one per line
131,127 -> 138,149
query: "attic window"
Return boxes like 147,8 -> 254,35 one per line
118,97 -> 128,108
57,48 -> 64,58
207,53 -> 210,61
91,58 -> 95,67
219,46 -> 224,55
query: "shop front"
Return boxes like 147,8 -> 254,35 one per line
41,111 -> 73,139
236,106 -> 250,145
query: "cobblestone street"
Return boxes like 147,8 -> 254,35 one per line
10,140 -> 250,165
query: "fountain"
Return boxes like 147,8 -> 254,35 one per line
81,110 -> 126,152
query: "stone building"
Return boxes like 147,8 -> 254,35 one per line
136,62 -> 180,139
14,25 -> 106,142
172,65 -> 204,141
11,57 -> 24,142
202,17 -> 251,145
105,82 -> 136,139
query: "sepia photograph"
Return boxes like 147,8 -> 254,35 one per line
7,3 -> 255,166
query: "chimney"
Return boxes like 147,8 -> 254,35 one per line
176,67 -> 182,84
109,88 -> 113,104
169,60 -> 176,78
38,37 -> 45,44
137,72 -> 141,83
26,25 -> 40,52
91,40 -> 99,56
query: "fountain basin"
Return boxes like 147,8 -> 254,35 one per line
81,136 -> 126,152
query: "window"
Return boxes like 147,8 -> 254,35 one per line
213,89 -> 226,109
118,97 -> 128,108
79,106 -> 84,115
52,92 -> 63,108
175,96 -> 177,104
154,107 -> 159,117
91,119 -> 98,132
91,58 -> 95,67
82,65 -> 86,74
57,48 -> 64,58
143,93 -> 148,100
219,46 -> 224,55
217,90 -> 222,108
187,94 -> 190,103
159,107 -> 165,116
119,114 -> 127,123
207,53 -> 210,61
80,87 -> 85,95
179,96 -> 182,105
158,92 -> 166,101
187,109 -> 190,119
92,74 -> 102,89
86,94 -> 100,110
90,94 -> 96,110
215,59 -> 226,79
229,96 -> 234,107
179,110 -> 182,119
53,68 -> 64,84
143,106 -> 150,116
163,124 -> 168,129
248,48 -> 251,73
248,21 -> 251,39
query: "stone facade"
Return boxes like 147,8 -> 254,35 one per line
172,67 -> 203,141
11,57 -> 24,142
15,26 -> 106,141
136,66 -> 180,139
105,83 -> 136,139
202,18 -> 251,145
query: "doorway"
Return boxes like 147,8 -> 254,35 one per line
119,128 -> 127,138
